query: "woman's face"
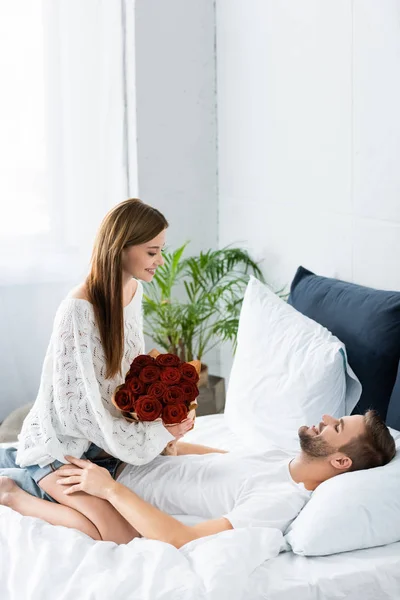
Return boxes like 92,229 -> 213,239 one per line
122,229 -> 166,282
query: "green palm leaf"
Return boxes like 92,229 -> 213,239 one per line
142,242 -> 285,362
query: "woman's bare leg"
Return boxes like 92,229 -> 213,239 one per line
0,476 -> 101,539
38,466 -> 140,544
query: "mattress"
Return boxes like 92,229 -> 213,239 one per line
185,414 -> 400,600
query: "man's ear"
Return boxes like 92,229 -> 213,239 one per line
330,453 -> 352,472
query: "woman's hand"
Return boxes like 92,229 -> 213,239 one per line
56,456 -> 116,500
163,417 -> 194,441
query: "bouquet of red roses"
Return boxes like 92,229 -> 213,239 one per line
111,349 -> 200,427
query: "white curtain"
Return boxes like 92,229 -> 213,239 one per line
0,0 -> 137,422
0,0 -> 138,285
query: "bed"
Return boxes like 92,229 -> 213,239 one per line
2,269 -> 400,599
1,415 -> 400,600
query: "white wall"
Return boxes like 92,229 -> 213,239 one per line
135,0 -> 218,256
216,0 -> 400,379
135,0 -> 219,371
0,281 -> 75,421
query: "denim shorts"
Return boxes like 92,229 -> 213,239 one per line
0,444 -> 122,504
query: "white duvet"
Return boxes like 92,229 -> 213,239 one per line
2,415 -> 400,600
0,413 -> 282,600
0,504 -> 282,600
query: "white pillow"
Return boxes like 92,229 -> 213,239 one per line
224,276 -> 361,453
285,431 -> 400,555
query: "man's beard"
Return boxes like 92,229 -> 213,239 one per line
298,426 -> 336,458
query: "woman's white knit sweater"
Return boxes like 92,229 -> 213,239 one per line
16,281 -> 173,468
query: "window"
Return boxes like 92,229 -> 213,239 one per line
0,2 -> 50,240
0,1 -> 136,285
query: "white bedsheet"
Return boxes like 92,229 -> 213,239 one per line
0,506 -> 282,600
1,415 -> 400,600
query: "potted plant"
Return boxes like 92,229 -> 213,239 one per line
142,243 -> 280,387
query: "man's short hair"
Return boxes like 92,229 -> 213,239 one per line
340,410 -> 396,472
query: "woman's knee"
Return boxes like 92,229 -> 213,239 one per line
38,467 -> 133,543
65,511 -> 102,540
38,469 -> 102,540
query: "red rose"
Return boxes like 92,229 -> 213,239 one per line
125,364 -> 141,380
180,382 -> 199,403
160,367 -> 182,385
139,365 -> 161,384
126,377 -> 146,396
181,363 -> 199,384
132,355 -> 155,368
162,402 -> 188,424
147,382 -> 168,400
164,386 -> 184,404
155,353 -> 181,367
135,396 -> 163,421
114,387 -> 135,412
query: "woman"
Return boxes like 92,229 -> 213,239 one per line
0,199 -> 193,543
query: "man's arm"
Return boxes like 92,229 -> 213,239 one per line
107,480 -> 232,548
59,456 -> 232,548
176,441 -> 228,455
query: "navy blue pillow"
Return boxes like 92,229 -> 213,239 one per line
387,367 -> 400,430
289,266 -> 400,425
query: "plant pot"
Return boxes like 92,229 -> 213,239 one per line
199,363 -> 209,387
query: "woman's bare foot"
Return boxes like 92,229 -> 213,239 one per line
0,476 -> 21,508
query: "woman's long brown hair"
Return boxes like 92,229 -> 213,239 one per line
86,198 -> 168,379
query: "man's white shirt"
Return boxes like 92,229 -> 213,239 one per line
117,448 -> 312,532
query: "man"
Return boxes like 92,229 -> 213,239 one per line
55,410 -> 396,548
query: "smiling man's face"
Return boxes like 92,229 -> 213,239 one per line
298,414 -> 366,458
